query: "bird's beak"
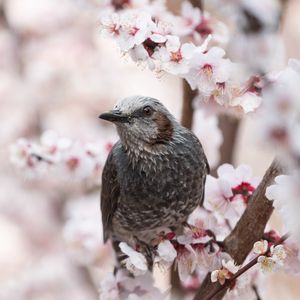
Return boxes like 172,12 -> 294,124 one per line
98,110 -> 130,123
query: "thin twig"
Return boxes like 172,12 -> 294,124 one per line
203,233 -> 290,300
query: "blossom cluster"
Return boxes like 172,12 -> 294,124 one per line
209,236 -> 288,290
208,0 -> 284,73
252,231 -> 300,276
117,208 -> 230,281
97,207 -> 236,299
204,164 -> 260,227
9,130 -> 114,185
254,239 -> 287,273
99,0 -> 262,113
98,203 -> 266,298
259,59 -> 300,169
211,259 -> 239,285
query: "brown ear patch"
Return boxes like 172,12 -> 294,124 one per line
152,111 -> 174,143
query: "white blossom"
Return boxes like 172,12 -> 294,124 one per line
253,240 -> 268,255
119,242 -> 148,276
270,245 -> 287,266
184,47 -> 231,94
155,239 -> 177,269
152,35 -> 196,75
204,164 -> 259,224
176,244 -> 198,282
259,60 -> 300,167
211,259 -> 239,285
257,256 -> 276,273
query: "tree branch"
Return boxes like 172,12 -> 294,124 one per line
194,159 -> 283,300
202,233 -> 289,300
181,79 -> 198,129
214,115 -> 240,172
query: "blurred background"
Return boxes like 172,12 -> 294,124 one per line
1,0 -> 300,299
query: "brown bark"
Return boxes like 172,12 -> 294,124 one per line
212,115 -> 240,175
181,79 -> 198,129
194,160 -> 283,300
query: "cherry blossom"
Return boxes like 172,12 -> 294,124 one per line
118,12 -> 155,52
230,91 -> 262,113
99,0 -> 264,113
9,130 -> 113,184
100,13 -> 122,38
256,240 -> 287,273
184,47 -> 231,95
153,35 -> 196,75
270,245 -> 287,266
259,60 -> 300,168
204,164 -> 259,224
211,259 -> 239,285
253,240 -> 268,255
155,239 -> 177,269
175,244 -> 198,282
5,0 -> 300,298
257,256 -> 276,273
173,1 -> 228,45
212,0 -> 284,72
119,242 -> 148,276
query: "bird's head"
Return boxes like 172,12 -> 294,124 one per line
99,96 -> 176,150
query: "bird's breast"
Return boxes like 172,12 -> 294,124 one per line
114,149 -> 206,232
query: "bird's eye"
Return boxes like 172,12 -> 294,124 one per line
143,106 -> 152,116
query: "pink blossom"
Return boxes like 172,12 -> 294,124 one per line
175,1 -> 228,45
153,35 -> 196,75
155,239 -> 177,269
230,92 -> 262,113
204,164 -> 259,223
211,259 -> 239,285
119,242 -> 148,276
175,244 -> 198,282
184,47 -> 232,95
117,12 -> 155,51
10,131 -> 113,184
100,13 -> 122,38
253,240 -> 268,255
259,60 -> 300,167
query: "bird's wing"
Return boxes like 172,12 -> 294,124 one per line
101,147 -> 120,243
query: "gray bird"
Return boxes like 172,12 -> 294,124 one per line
99,96 -> 209,269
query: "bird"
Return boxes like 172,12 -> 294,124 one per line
99,95 -> 209,270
